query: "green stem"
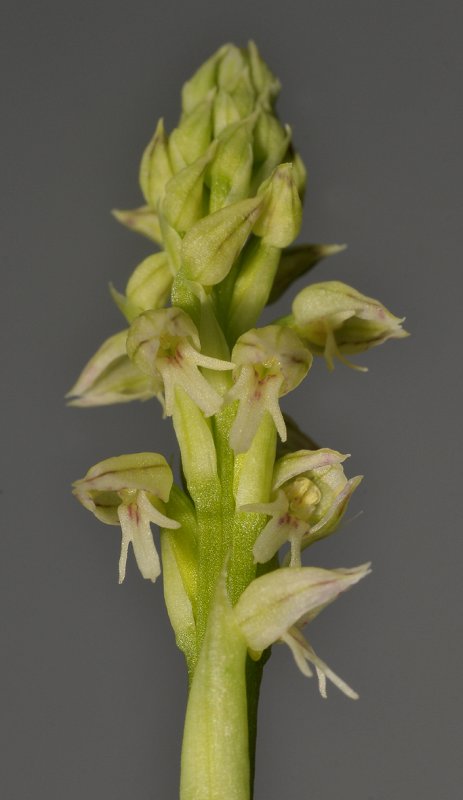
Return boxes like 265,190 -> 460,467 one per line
180,577 -> 250,800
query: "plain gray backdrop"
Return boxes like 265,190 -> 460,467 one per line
2,1 -> 462,798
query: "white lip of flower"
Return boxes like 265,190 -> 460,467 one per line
227,325 -> 312,453
240,449 -> 362,566
127,307 -> 234,417
281,627 -> 359,699
116,489 -> 179,583
233,564 -> 370,699
73,454 -> 180,584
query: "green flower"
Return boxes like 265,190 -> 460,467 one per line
291,281 -> 408,370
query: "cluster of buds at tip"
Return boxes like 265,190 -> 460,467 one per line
72,454 -> 180,583
243,449 -> 362,566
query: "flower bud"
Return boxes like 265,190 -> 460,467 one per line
227,239 -> 281,342
251,112 -> 291,189
212,90 -> 241,136
110,252 -> 173,323
181,45 -> 229,114
208,116 -> 255,212
247,40 -> 280,106
253,163 -> 302,248
67,330 -> 162,407
216,45 -> 247,92
227,326 -> 312,453
139,118 -> 173,210
182,196 -> 262,285
127,307 -> 234,417
244,449 -> 362,565
168,96 -> 214,172
73,453 -> 180,583
291,281 -> 408,370
162,145 -> 216,233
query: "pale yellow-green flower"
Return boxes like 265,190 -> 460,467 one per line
73,453 -> 180,583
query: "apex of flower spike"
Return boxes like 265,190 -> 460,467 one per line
290,281 -> 409,371
73,453 -> 180,583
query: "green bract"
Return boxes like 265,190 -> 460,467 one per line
70,42 -> 407,800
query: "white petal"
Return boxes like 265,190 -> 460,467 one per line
117,501 -> 162,584
138,491 -> 180,530
273,449 -> 349,490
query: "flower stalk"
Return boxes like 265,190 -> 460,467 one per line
70,42 -> 407,799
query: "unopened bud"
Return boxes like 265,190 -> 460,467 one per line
139,118 -> 173,209
253,163 -> 302,248
110,252 -> 173,322
182,196 -> 262,285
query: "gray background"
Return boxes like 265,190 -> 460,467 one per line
2,1 -> 462,798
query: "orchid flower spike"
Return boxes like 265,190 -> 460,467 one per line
290,281 -> 409,371
234,564 -> 370,698
242,449 -> 362,566
73,453 -> 180,583
126,307 -> 234,417
66,330 -> 163,408
227,325 -> 312,453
